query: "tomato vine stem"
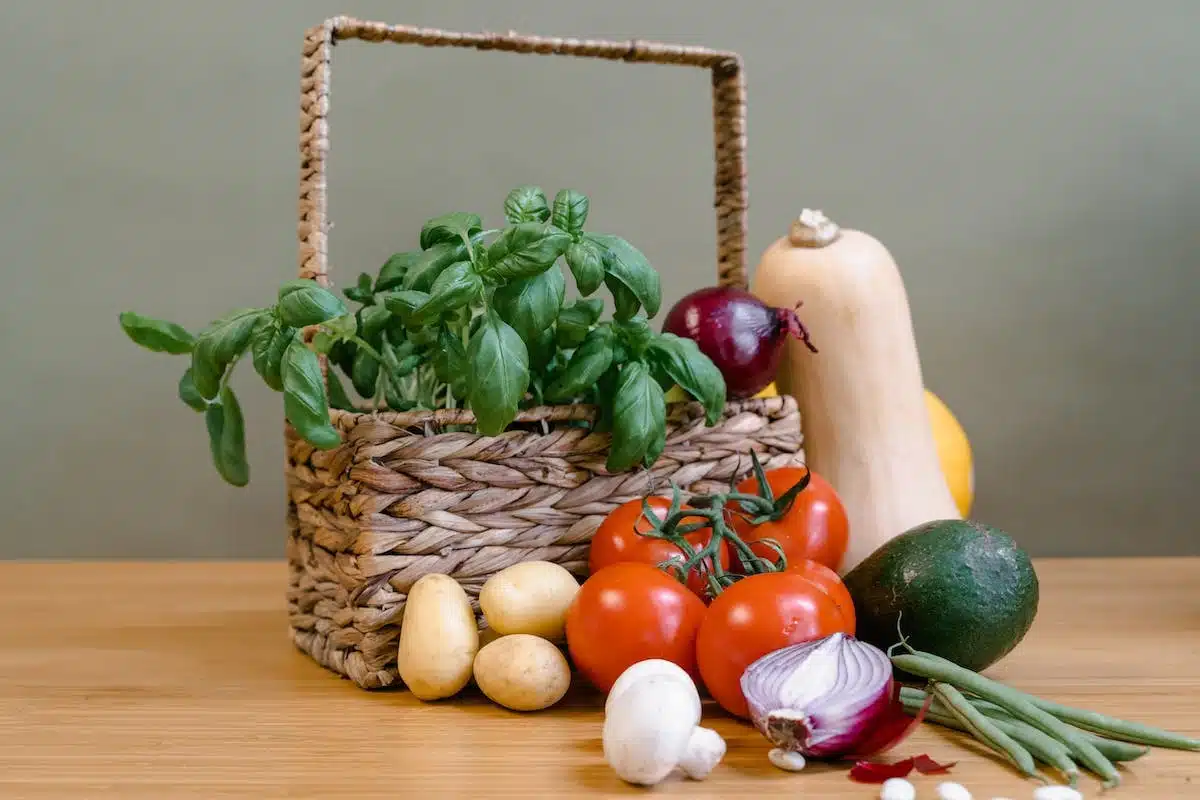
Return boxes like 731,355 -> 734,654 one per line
636,452 -> 814,600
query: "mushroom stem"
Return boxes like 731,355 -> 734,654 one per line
679,726 -> 727,780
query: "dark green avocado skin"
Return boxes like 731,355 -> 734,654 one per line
842,519 -> 1040,672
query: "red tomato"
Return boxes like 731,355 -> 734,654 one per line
589,496 -> 730,601
730,467 -> 849,573
565,562 -> 707,692
695,570 -> 856,719
785,558 -> 857,632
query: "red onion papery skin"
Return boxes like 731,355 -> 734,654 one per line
740,633 -> 894,759
661,286 -> 816,399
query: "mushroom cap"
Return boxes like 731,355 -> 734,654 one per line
605,659 -> 700,718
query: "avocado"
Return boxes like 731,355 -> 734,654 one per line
842,518 -> 1039,672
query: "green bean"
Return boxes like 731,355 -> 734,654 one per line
907,650 -> 1200,751
894,652 -> 1121,788
930,681 -> 1043,781
899,687 -> 1150,763
903,695 -> 1079,785
1022,694 -> 1200,751
973,701 -> 1151,763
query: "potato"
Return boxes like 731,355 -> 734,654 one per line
472,634 -> 571,711
479,561 -> 581,641
396,573 -> 479,701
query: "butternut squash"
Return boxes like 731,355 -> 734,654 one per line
751,209 -> 960,572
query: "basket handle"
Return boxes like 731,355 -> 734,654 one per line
297,16 -> 749,291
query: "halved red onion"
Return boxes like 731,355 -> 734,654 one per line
740,633 -> 901,759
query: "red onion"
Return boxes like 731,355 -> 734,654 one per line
740,633 -> 914,759
661,286 -> 816,399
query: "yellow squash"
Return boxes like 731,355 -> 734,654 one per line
925,389 -> 974,517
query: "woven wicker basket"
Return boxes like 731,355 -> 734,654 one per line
286,16 -> 804,689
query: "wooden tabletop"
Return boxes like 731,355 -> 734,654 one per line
1,559 -> 1197,799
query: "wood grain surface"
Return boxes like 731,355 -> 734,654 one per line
0,559 -> 1197,798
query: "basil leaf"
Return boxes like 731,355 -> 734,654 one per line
556,298 -> 604,349
606,274 -> 642,322
322,313 -> 358,340
503,186 -> 551,224
277,279 -> 347,328
564,239 -> 605,296
383,289 -> 433,327
354,305 -> 390,347
178,368 -> 207,412
311,331 -> 336,354
648,333 -> 726,425
606,361 -> 666,473
432,327 -> 470,398
409,324 -> 439,348
644,417 -> 667,468
191,308 -> 267,399
545,326 -> 615,403
412,261 -> 482,325
591,367 -> 620,433
402,241 -> 467,292
344,272 -> 376,304
281,340 -> 341,449
376,251 -> 423,292
420,212 -> 483,250
206,386 -> 250,487
395,353 -> 422,377
493,266 -> 565,350
527,327 -> 556,372
467,310 -> 529,436
484,222 -> 572,282
250,317 -> 296,392
551,189 -> 589,235
119,311 -> 195,354
614,316 -> 653,359
350,345 -> 380,398
587,233 -> 662,318
326,368 -> 356,411
328,339 -> 356,377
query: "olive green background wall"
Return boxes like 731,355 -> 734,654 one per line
1,1 -> 1195,558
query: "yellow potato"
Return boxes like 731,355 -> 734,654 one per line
472,634 -> 571,711
396,574 -> 478,701
479,561 -> 580,641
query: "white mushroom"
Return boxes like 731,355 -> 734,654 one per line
602,669 -> 725,786
605,658 -> 699,717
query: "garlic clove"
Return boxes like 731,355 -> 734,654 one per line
768,748 -> 807,772
936,782 -> 973,800
880,777 -> 916,800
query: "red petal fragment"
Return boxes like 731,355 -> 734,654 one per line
912,754 -> 956,774
848,757 -> 915,783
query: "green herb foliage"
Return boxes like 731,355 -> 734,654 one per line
118,186 -> 725,486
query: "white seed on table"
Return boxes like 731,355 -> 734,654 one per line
1033,787 -> 1083,800
879,777 -> 915,800
767,748 -> 806,771
937,782 -> 973,800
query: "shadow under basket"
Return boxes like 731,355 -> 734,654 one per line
286,397 -> 803,689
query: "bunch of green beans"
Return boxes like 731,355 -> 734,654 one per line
892,648 -> 1200,789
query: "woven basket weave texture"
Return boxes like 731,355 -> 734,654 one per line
287,17 -> 804,689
